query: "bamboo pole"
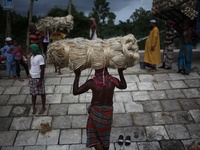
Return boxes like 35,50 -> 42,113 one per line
26,0 -> 34,53
5,10 -> 12,37
68,0 -> 72,15
67,0 -> 72,37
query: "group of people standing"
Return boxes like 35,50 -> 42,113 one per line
0,37 -> 29,81
144,19 -> 199,75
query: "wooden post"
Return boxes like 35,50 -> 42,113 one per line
68,0 -> 72,15
26,0 -> 34,53
5,10 -> 12,37
67,0 -> 72,37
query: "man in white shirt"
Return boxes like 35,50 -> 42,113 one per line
29,44 -> 46,114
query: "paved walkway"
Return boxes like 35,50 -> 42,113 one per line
0,61 -> 199,150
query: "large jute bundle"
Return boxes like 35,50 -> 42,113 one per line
47,34 -> 139,70
35,15 -> 74,32
152,0 -> 198,21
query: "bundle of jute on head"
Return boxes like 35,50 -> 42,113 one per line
35,15 -> 74,32
47,34 -> 139,70
152,0 -> 198,23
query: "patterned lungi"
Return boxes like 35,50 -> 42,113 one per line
86,105 -> 113,148
29,78 -> 45,95
163,43 -> 174,68
178,42 -> 192,74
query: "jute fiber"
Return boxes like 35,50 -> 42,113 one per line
36,15 -> 74,32
152,0 -> 198,21
47,34 -> 139,70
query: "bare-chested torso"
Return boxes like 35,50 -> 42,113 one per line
73,68 -> 127,107
90,80 -> 115,106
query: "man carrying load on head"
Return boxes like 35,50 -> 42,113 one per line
73,67 -> 127,150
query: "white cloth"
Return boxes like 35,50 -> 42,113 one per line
30,55 -> 45,78
89,28 -> 97,40
150,20 -> 156,23
43,33 -> 50,43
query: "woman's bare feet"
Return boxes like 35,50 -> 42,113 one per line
39,108 -> 46,114
32,108 -> 37,114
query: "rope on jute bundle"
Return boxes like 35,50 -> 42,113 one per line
46,34 -> 140,70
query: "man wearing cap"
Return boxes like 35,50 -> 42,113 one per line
1,37 -> 17,79
29,44 -> 46,114
2,37 -> 12,58
144,19 -> 161,72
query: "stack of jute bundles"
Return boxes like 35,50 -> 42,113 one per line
47,34 -> 139,70
152,0 -> 198,23
36,15 -> 74,32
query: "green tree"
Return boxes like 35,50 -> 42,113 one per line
107,12 -> 116,25
90,0 -> 110,24
99,12 -> 116,38
11,12 -> 29,47
89,0 -> 118,38
129,7 -> 166,49
70,5 -> 89,38
116,19 -> 133,36
130,7 -> 153,38
0,5 -> 30,48
47,7 -> 67,17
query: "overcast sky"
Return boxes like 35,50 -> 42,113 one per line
1,0 -> 153,24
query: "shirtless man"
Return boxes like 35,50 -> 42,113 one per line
73,67 -> 127,150
177,20 -> 199,75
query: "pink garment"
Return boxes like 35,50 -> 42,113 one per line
93,68 -> 119,88
89,18 -> 97,27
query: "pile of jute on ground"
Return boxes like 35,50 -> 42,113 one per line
152,0 -> 198,22
47,34 -> 139,70
36,15 -> 74,32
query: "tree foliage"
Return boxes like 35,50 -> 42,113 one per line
90,0 -> 117,38
47,7 -> 67,17
90,0 -> 110,24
